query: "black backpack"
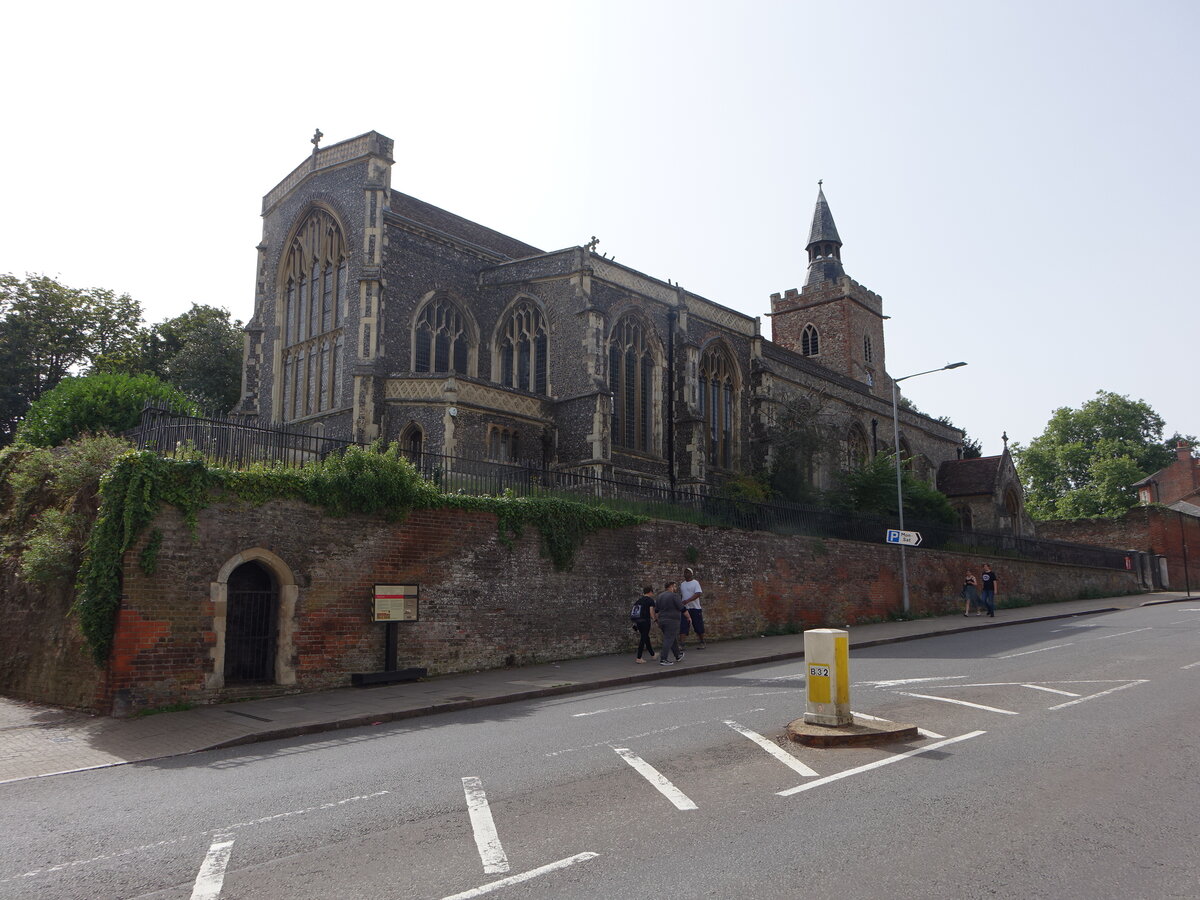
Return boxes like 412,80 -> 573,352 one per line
629,601 -> 643,621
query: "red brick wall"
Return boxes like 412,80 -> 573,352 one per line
1039,506 -> 1200,592
97,499 -> 1140,713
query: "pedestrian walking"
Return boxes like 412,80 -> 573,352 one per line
654,581 -> 689,666
961,573 -> 981,616
979,564 -> 997,617
631,586 -> 656,663
679,567 -> 706,648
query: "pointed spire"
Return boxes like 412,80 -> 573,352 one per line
804,182 -> 844,286
807,182 -> 842,247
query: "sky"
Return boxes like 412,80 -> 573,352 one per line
2,0 -> 1196,455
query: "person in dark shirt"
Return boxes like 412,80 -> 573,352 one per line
961,574 -> 981,616
654,581 -> 689,666
633,585 -> 656,663
979,564 -> 997,617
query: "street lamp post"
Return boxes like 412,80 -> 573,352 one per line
890,361 -> 967,614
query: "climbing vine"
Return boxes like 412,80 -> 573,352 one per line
61,443 -> 643,664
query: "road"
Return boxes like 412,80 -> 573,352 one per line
2,603 -> 1199,899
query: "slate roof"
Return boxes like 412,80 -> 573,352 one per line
806,186 -> 842,247
937,455 -> 1003,497
389,190 -> 544,261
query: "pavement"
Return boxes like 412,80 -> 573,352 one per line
0,590 -> 1193,785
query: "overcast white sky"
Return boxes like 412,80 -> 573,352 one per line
3,0 -> 1196,453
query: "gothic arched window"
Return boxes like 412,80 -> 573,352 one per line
801,324 -> 820,357
280,208 -> 348,421
487,425 -> 521,462
846,425 -> 869,470
608,316 -> 659,454
414,296 -> 473,375
496,299 -> 549,394
699,343 -> 737,469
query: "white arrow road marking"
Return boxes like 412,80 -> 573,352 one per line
894,692 -> 1019,715
1021,684 -> 1081,697
777,731 -> 986,796
190,836 -> 234,900
462,777 -> 510,874
1182,660 -> 1200,670
1047,680 -> 1148,710
612,748 -> 698,810
725,720 -> 819,777
438,852 -> 600,900
856,676 -> 967,688
852,710 -> 944,739
997,644 -> 1074,659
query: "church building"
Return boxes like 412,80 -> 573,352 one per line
235,130 -> 967,496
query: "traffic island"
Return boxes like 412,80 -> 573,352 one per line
790,627 -> 918,747
786,715 -> 918,748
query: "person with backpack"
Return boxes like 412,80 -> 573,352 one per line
631,586 -> 656,663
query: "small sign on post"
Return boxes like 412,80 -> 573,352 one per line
885,529 -> 923,547
374,584 -> 419,622
352,585 -> 426,687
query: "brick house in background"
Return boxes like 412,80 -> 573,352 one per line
1133,441 -> 1200,514
233,130 -> 981,499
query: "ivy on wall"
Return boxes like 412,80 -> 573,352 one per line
67,443 -> 643,665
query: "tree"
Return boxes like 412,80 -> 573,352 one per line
0,274 -> 143,446
834,453 -> 958,525
1013,390 -> 1179,520
14,373 -> 195,448
96,304 -> 244,411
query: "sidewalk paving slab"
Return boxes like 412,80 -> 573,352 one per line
0,591 -> 1192,784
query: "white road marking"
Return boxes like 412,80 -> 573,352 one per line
1181,661 -> 1200,670
612,748 -> 698,810
189,836 -> 234,900
777,731 -> 986,796
725,720 -> 819,777
1021,684 -> 1080,697
1084,628 -> 1153,641
996,644 -> 1074,658
851,710 -> 943,739
572,690 -> 791,717
8,791 -> 390,883
894,692 -> 1018,715
545,710 -> 768,758
1048,680 -> 1148,710
438,852 -> 599,900
462,777 -> 510,874
857,676 -> 967,688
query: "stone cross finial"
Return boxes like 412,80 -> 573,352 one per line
585,236 -> 599,252
311,128 -> 324,153
1002,431 -> 1009,450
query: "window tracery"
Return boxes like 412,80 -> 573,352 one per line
801,324 -> 820,357
496,300 -> 548,394
280,208 -> 348,421
608,316 -> 659,454
699,343 -> 737,469
414,296 -> 473,375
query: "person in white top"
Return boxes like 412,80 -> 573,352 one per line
679,567 -> 705,648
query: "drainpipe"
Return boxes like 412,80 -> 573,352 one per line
667,308 -> 676,494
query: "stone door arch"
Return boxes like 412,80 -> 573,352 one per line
208,548 -> 298,690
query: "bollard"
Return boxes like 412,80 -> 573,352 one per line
803,628 -> 852,726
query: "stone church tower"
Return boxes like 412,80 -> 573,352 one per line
769,186 -> 888,395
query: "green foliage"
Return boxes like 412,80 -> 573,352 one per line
98,303 -> 244,411
834,453 -> 957,525
65,445 -> 644,664
0,273 -> 144,446
15,373 -> 196,448
766,391 -> 838,505
1014,390 -> 1178,519
719,473 -> 771,503
19,508 -> 88,583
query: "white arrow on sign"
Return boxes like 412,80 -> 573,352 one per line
885,529 -> 923,547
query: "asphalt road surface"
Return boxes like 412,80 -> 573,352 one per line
3,603 -> 1199,899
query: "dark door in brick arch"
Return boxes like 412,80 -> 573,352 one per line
225,561 -> 278,684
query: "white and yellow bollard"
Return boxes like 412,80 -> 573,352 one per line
803,628 -> 852,726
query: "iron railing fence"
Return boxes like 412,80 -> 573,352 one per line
125,406 -> 1132,571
